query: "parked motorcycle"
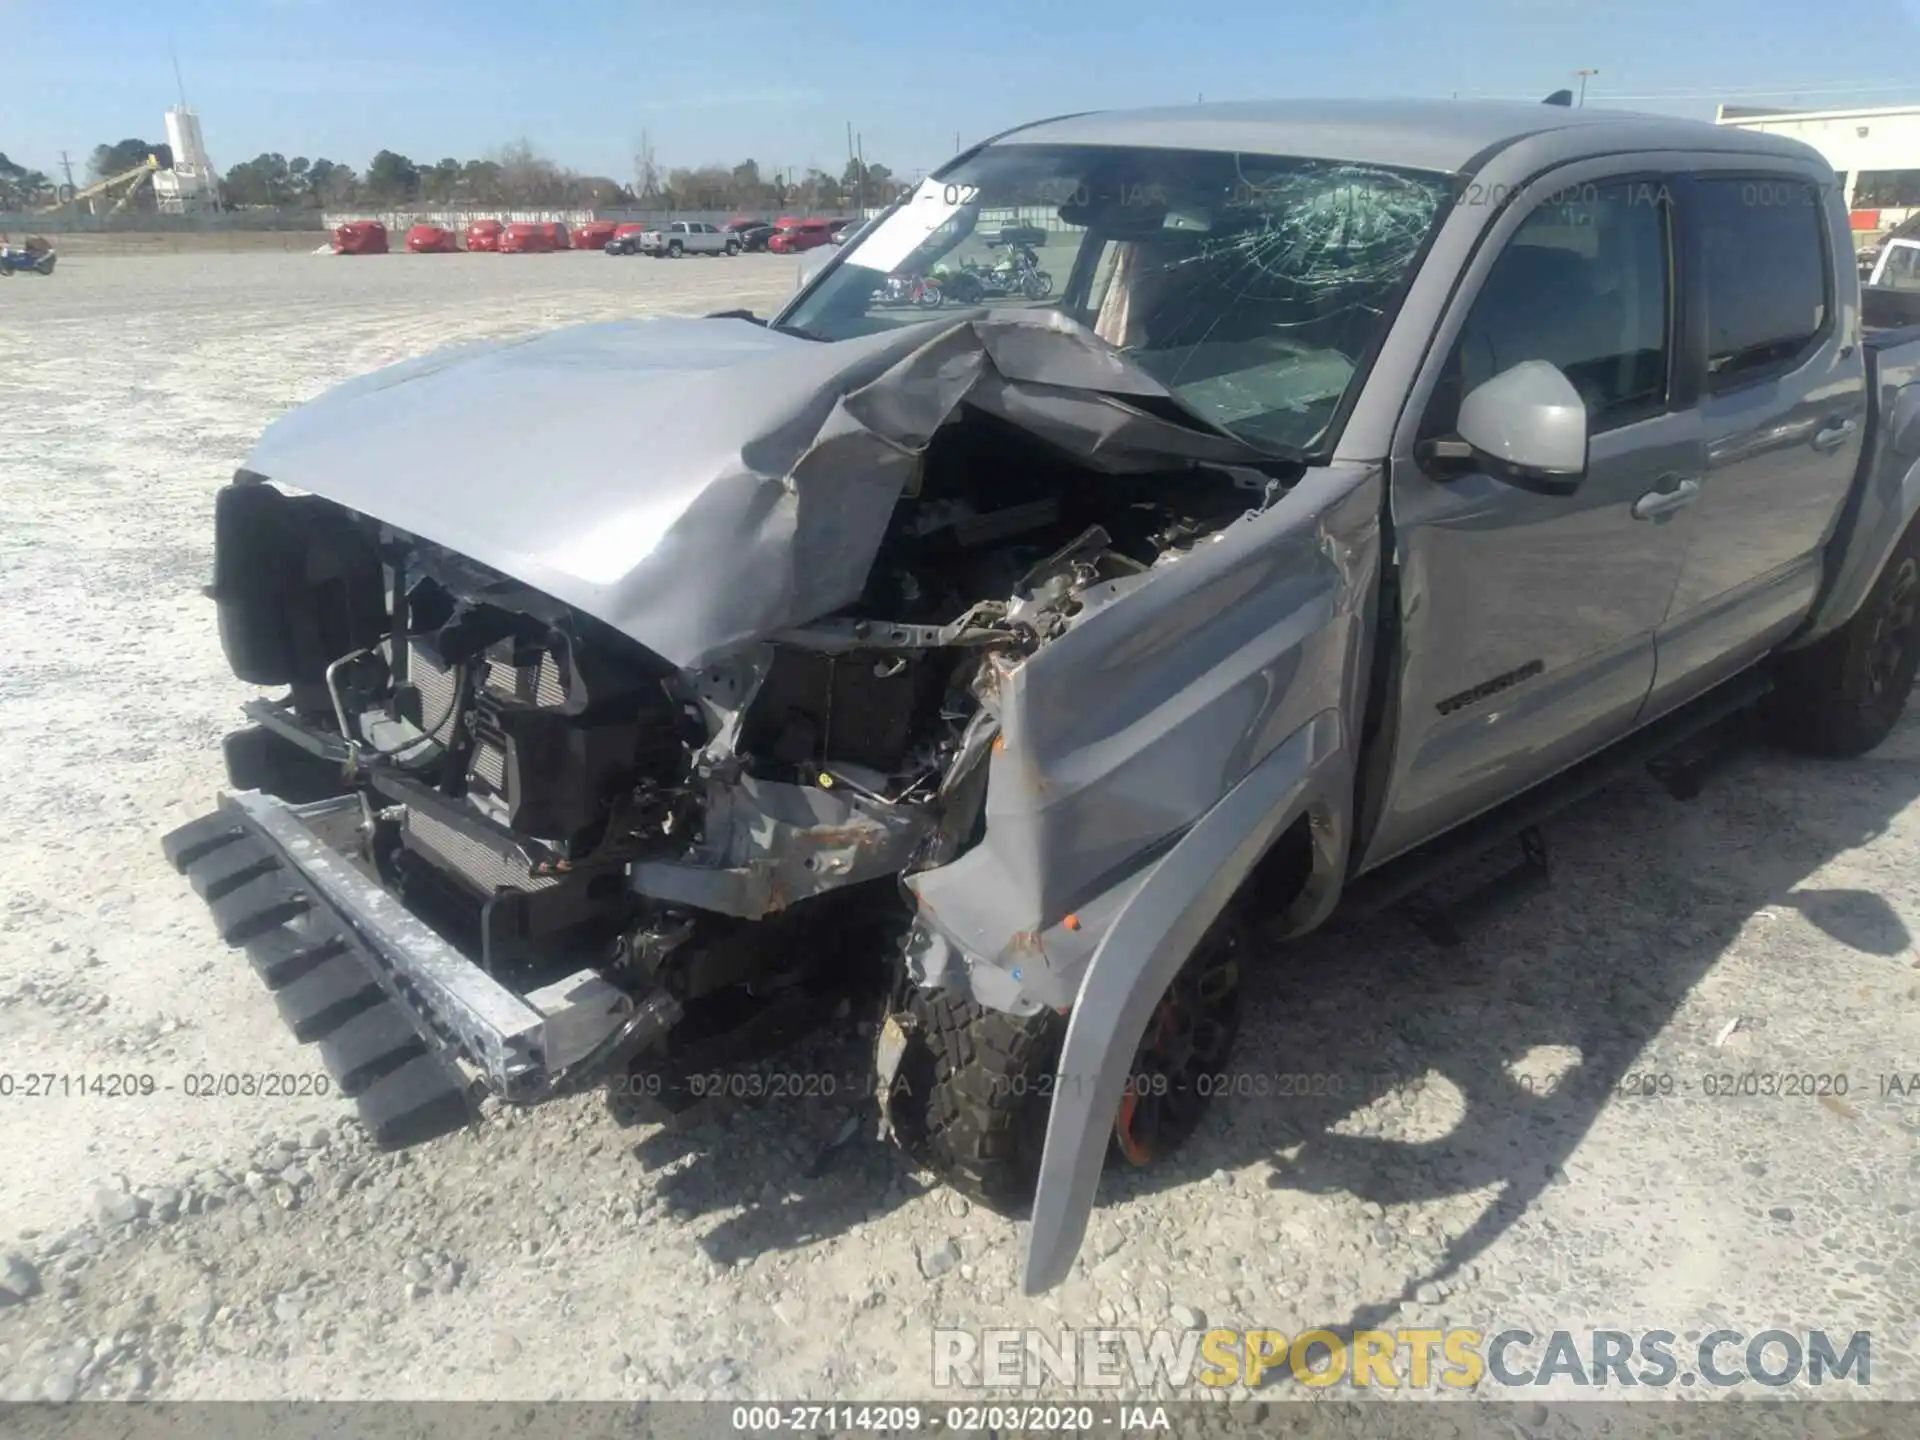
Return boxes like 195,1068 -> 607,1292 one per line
0,237 -> 57,277
938,241 -> 1051,303
874,273 -> 945,308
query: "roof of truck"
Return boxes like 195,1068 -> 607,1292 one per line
997,99 -> 1820,175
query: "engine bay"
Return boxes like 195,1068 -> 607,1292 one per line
209,403 -> 1282,1076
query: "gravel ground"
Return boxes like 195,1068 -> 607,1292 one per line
0,251 -> 1916,1408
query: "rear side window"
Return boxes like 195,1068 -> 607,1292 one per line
1694,179 -> 1830,391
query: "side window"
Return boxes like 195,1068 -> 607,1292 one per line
1428,181 -> 1672,437
1855,170 -> 1920,207
1694,178 -> 1830,391
1886,244 -> 1920,289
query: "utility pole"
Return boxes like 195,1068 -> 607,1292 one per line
856,130 -> 865,215
1575,68 -> 1598,107
59,152 -> 76,190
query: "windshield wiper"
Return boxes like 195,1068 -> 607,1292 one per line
1113,388 -> 1306,463
769,321 -> 833,343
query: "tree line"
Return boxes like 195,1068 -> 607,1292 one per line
4,135 -> 905,214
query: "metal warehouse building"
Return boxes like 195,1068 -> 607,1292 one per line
1716,101 -> 1920,237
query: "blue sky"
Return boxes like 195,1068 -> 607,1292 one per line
6,0 -> 1920,183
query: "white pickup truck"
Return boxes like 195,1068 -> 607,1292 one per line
638,221 -> 740,258
1871,235 -> 1920,287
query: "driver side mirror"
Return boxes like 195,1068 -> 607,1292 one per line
1418,359 -> 1588,497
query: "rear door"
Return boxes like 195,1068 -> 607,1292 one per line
1362,166 -> 1699,868
1646,170 -> 1868,714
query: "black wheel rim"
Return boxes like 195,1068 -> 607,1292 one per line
1865,556 -> 1919,705
1113,924 -> 1241,1165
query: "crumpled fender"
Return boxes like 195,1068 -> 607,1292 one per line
1021,707 -> 1350,1294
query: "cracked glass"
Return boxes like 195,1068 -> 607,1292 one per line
784,144 -> 1452,455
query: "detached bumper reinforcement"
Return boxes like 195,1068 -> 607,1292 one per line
160,792 -> 552,1148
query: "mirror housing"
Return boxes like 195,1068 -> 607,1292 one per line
1445,360 -> 1589,496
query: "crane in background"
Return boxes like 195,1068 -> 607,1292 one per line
37,155 -> 161,216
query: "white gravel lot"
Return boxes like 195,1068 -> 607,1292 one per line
0,250 -> 1916,1409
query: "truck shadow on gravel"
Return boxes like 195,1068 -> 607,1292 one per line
610,725 -> 1920,1297
1204,726 -> 1920,1376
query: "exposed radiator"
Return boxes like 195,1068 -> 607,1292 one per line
483,648 -> 566,708
399,638 -> 564,735
468,739 -> 507,793
402,805 -> 559,896
405,642 -> 461,742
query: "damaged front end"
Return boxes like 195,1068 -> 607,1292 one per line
164,310 -> 1344,1145
163,306 -> 1378,1303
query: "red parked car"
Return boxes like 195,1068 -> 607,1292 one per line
405,224 -> 460,254
767,218 -> 834,254
572,220 -> 618,251
499,222 -> 562,254
466,219 -> 504,252
541,221 -> 571,250
331,221 -> 389,255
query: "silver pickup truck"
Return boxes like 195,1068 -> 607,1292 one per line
163,98 -> 1920,1294
637,220 -> 739,257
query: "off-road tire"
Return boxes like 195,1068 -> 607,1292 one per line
1759,520 -> 1920,757
887,918 -> 1245,1214
890,991 -> 1062,1214
667,240 -> 683,258
725,240 -> 741,256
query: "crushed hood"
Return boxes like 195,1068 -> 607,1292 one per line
244,310 -> 1277,669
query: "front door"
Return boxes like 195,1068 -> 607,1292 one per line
1360,171 -> 1698,870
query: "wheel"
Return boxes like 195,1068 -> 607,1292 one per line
1021,270 -> 1053,300
886,916 -> 1244,1213
667,240 -> 683,258
915,282 -> 944,309
725,240 -> 740,256
1759,520 -> 1920,756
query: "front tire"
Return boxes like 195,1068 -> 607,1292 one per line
1760,520 -> 1920,756
887,917 -> 1245,1213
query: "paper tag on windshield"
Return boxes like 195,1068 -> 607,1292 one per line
844,179 -> 968,272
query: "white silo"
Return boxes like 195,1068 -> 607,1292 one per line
153,106 -> 218,212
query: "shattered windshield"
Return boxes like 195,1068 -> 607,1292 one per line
779,143 -> 1451,454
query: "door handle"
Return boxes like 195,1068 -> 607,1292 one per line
1631,477 -> 1701,521
1812,416 -> 1860,452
